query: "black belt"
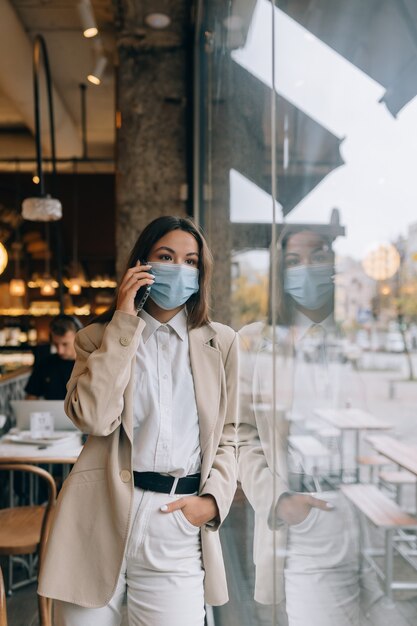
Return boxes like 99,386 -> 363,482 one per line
133,471 -> 201,494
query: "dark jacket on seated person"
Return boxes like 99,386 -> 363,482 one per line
25,353 -> 75,400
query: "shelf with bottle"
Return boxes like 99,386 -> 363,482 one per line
0,316 -> 38,349
0,319 -> 35,376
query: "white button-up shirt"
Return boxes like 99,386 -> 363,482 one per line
132,308 -> 201,477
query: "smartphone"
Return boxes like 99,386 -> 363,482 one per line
135,260 -> 153,313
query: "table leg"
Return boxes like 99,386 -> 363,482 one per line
385,529 -> 394,601
7,472 -> 13,594
355,430 -> 360,483
29,472 -> 34,505
340,432 -> 345,481
415,481 -> 417,516
8,470 -> 13,507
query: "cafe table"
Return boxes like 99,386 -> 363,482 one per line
366,434 -> 417,506
0,431 -> 83,505
314,408 -> 392,482
0,431 -> 82,592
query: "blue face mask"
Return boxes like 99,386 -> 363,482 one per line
284,264 -> 334,311
149,262 -> 200,310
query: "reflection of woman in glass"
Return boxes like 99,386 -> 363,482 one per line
238,216 -> 380,625
278,226 -> 335,326
39,216 -> 238,626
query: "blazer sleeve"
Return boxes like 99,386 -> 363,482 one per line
237,327 -> 289,524
199,329 -> 239,529
64,310 -> 145,436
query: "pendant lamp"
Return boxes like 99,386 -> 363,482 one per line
22,35 -> 62,222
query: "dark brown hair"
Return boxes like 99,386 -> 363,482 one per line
94,216 -> 213,329
50,314 -> 82,335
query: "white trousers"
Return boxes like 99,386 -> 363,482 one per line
55,487 -> 205,626
284,491 -> 382,626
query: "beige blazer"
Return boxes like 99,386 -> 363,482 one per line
237,319 -> 357,604
38,310 -> 238,608
237,322 -> 293,605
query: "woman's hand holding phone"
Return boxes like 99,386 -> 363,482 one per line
116,261 -> 154,316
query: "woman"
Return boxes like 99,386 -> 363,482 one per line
38,216 -> 238,626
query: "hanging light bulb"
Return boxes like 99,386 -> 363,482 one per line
68,278 -> 82,295
87,55 -> 107,85
0,243 -> 8,275
9,279 -> 26,297
39,224 -> 55,296
40,277 -> 56,296
77,0 -> 98,38
66,161 -> 84,296
9,242 -> 26,297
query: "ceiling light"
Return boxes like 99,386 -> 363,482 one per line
22,196 -> 62,221
77,0 -> 98,38
87,56 -> 107,85
145,13 -> 171,29
40,276 -> 56,296
84,26 -> 98,39
68,280 -> 82,295
9,279 -> 26,297
28,275 -> 59,289
9,242 -> 26,296
0,243 -> 8,275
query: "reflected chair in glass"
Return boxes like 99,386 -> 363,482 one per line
0,565 -> 7,626
0,464 -> 56,625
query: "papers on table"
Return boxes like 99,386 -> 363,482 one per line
2,430 -> 80,447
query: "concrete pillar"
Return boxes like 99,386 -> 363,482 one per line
114,1 -> 191,275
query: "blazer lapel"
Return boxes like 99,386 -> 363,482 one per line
189,324 -> 222,454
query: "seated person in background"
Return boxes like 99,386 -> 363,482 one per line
25,315 -> 81,400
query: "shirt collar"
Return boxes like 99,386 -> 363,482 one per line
166,308 -> 188,341
293,310 -> 335,342
139,308 -> 188,343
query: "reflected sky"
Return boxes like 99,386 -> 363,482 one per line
230,0 -> 417,260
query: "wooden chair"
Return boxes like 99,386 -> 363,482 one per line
0,566 -> 7,626
0,464 -> 56,626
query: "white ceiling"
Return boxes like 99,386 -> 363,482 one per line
0,0 -> 116,172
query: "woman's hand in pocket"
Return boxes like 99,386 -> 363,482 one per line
276,493 -> 334,526
161,495 -> 219,528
